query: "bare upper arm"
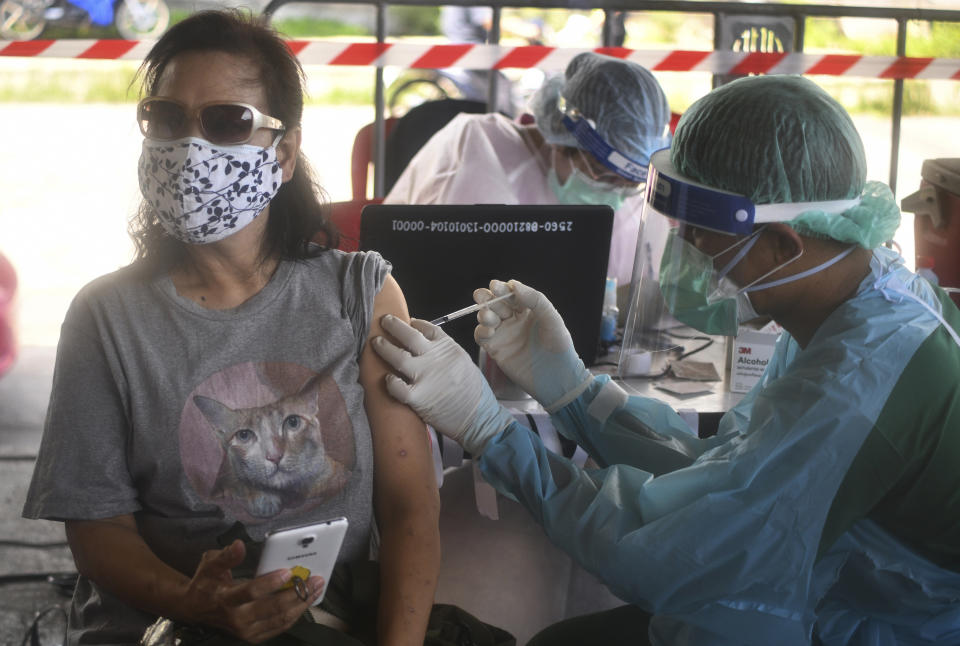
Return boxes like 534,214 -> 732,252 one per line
359,275 -> 439,516
64,514 -> 143,575
65,514 -> 138,539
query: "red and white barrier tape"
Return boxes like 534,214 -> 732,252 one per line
3,39 -> 960,80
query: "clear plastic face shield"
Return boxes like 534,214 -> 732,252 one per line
547,100 -> 655,211
551,147 -> 642,192
548,147 -> 642,211
619,149 -> 861,379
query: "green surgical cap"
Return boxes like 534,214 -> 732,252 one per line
673,75 -> 900,248
531,52 -> 671,167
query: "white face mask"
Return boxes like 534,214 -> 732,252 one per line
138,136 -> 284,245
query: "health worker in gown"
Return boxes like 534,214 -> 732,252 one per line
384,51 -> 672,287
373,74 -> 960,646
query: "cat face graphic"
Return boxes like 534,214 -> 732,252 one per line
194,376 -> 342,501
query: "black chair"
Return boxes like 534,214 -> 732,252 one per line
384,98 -> 489,196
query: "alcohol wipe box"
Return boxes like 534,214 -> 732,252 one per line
729,322 -> 781,393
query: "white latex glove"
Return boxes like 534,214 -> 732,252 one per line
373,315 -> 516,455
474,279 -> 593,413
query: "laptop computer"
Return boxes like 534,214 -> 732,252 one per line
359,204 -> 614,366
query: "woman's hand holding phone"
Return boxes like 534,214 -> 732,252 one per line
254,517 -> 349,607
180,538 -> 325,644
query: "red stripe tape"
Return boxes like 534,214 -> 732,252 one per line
652,50 -> 711,71
77,39 -> 138,59
805,54 -> 861,76
411,44 -> 474,69
728,51 -> 789,75
493,45 -> 554,70
593,47 -> 631,59
0,40 -> 54,57
3,39 -> 960,82
880,56 -> 933,79
285,40 -> 310,57
329,42 -> 391,65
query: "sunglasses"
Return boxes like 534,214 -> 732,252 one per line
137,97 -> 285,145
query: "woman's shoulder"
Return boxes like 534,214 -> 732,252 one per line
302,247 -> 389,272
298,248 -> 392,291
57,262 -> 160,334
71,261 -> 159,306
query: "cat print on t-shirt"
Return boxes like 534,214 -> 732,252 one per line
179,361 -> 356,524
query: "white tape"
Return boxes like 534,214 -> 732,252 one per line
586,379 -> 630,424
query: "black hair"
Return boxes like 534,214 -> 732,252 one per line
128,9 -> 338,268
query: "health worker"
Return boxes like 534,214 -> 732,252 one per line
372,74 -> 960,646
384,51 -> 672,287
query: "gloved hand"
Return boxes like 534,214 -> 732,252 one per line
373,315 -> 516,456
474,279 -> 593,413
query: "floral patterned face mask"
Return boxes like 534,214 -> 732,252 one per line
137,136 -> 284,245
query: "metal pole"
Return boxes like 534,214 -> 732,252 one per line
794,13 -> 805,52
889,16 -> 907,196
373,1 -> 387,198
712,11 -> 723,89
602,8 -> 615,47
487,5 -> 501,114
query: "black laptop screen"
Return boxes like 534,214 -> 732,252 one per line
359,204 -> 614,366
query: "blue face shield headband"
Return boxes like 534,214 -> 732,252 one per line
558,98 -> 660,184
644,149 -> 861,235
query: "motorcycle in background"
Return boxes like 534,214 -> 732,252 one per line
0,0 -> 169,40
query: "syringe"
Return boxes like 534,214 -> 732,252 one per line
429,292 -> 514,326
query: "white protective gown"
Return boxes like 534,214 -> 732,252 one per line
385,112 -> 646,287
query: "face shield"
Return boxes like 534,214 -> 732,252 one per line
558,97 -> 653,184
619,149 -> 861,379
547,147 -> 642,211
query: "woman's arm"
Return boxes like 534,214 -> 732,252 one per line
65,515 -> 322,644
360,274 -> 442,646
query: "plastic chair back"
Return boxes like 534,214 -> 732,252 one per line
669,111 -> 682,135
351,119 -> 398,201
325,198 -> 385,252
384,98 -> 488,196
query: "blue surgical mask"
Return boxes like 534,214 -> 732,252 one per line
547,167 -> 626,211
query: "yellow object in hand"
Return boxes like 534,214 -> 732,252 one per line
281,565 -> 312,590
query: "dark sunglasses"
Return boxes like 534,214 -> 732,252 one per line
137,97 -> 286,145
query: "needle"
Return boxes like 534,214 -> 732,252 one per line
430,292 -> 514,326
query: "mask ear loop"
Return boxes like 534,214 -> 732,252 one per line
710,227 -> 804,300
713,227 -> 765,280
743,244 -> 856,294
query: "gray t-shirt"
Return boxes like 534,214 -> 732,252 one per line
23,249 -> 390,645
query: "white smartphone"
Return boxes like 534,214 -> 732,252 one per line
255,516 -> 349,605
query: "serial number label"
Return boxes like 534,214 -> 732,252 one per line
390,220 -> 575,233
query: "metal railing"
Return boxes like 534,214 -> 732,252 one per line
262,0 -> 960,198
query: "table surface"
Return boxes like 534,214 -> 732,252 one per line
602,333 -> 746,414
496,332 -> 746,418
